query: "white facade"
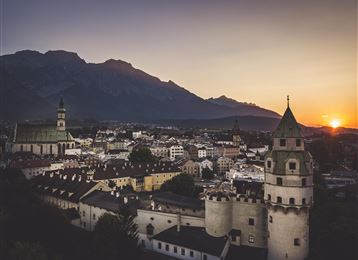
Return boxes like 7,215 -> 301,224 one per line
169,145 -> 184,160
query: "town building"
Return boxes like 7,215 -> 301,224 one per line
8,99 -> 75,156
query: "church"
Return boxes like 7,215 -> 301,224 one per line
8,99 -> 75,156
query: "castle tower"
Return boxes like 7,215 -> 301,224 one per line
57,98 -> 66,131
264,97 -> 313,260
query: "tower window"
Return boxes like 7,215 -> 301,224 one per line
20,145 -> 23,152
267,194 -> 271,201
302,198 -> 306,205
40,145 -> 43,154
248,235 -> 255,243
289,162 -> 296,170
302,178 -> 307,186
269,216 -> 273,223
294,238 -> 300,246
249,218 -> 255,226
277,197 -> 282,203
289,198 -> 295,204
276,177 -> 283,186
267,160 -> 272,168
296,139 -> 301,146
280,139 -> 286,146
30,145 -> 33,153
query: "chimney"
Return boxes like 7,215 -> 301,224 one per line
124,196 -> 128,204
116,192 -> 120,198
63,175 -> 67,180
177,213 -> 181,232
111,190 -> 114,195
71,175 -> 76,181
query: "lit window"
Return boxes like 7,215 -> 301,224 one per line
248,235 -> 254,243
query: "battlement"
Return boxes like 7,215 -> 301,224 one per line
235,194 -> 265,204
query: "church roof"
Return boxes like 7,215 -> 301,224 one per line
273,106 -> 303,138
14,123 -> 74,143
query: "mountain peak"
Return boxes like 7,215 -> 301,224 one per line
45,50 -> 85,64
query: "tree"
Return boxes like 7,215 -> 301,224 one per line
92,211 -> 140,260
129,148 -> 157,163
201,167 -> 214,180
8,241 -> 48,260
160,173 -> 195,197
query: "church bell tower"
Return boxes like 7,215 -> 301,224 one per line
264,96 -> 313,260
57,98 -> 66,131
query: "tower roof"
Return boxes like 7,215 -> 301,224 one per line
59,98 -> 64,109
273,99 -> 303,138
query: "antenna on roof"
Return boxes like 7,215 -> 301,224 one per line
287,95 -> 290,108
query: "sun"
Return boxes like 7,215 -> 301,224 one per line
330,119 -> 341,128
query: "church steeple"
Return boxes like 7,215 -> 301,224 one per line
57,98 -> 66,131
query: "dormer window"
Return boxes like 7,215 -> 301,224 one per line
280,139 -> 286,146
289,162 -> 296,170
296,139 -> 301,147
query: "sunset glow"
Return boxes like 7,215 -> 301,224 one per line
330,119 -> 341,128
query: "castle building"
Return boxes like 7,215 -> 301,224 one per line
8,99 -> 75,156
134,98 -> 313,260
264,98 -> 313,260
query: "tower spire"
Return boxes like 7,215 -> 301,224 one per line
287,95 -> 290,108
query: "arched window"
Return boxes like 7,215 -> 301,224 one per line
66,143 -> 70,149
289,198 -> 295,204
58,143 -> 61,154
62,143 -> 66,154
40,145 -> 43,154
146,224 -> 154,235
277,197 -> 282,203
72,143 -> 74,149
30,145 -> 33,153
50,145 -> 53,155
20,145 -> 23,152
267,194 -> 271,201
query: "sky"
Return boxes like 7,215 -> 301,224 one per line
1,0 -> 357,127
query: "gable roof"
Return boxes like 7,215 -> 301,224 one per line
152,192 -> 204,210
14,123 -> 74,143
273,107 -> 303,138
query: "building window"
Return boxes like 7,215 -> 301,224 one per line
167,220 -> 172,223
296,139 -> 301,147
203,254 -> 207,260
181,248 -> 185,255
280,139 -> 286,146
277,197 -> 282,203
267,160 -> 272,168
30,145 -> 33,153
158,242 -> 161,249
289,162 -> 296,170
150,217 -> 154,221
146,224 -> 154,235
20,145 -> 23,152
50,145 -> 52,155
93,214 -> 96,220
302,198 -> 306,205
190,251 -> 194,257
248,235 -> 255,243
302,178 -> 307,186
165,244 -> 169,251
267,194 -> 271,201
276,177 -> 283,186
249,218 -> 255,226
289,198 -> 295,204
174,246 -> 177,253
82,211 -> 85,216
83,222 -> 86,228
141,240 -> 145,247
40,145 -> 43,154
269,216 -> 273,223
294,238 -> 300,246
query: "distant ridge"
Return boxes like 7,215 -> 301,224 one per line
1,50 -> 280,126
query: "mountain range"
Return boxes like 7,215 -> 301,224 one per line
0,50 -> 280,125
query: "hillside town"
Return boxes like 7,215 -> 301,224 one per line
0,99 -> 357,260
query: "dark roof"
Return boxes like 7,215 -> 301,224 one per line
14,123 -> 74,143
152,226 -> 228,257
225,245 -> 267,260
14,159 -> 51,169
93,162 -> 181,180
32,171 -> 97,203
273,106 -> 303,138
152,192 -> 204,210
81,190 -> 123,212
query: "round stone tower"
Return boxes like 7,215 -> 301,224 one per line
264,97 -> 313,260
205,190 -> 233,237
